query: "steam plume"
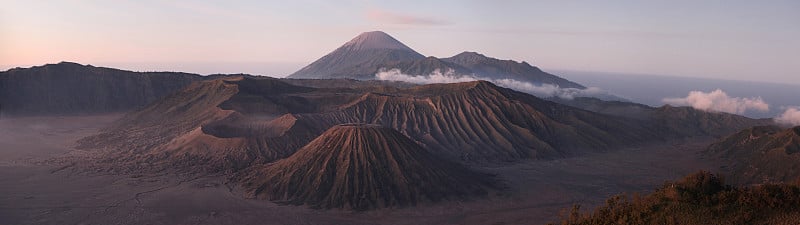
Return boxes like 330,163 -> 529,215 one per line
375,68 -> 617,100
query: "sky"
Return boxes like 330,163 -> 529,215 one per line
2,0 -> 799,83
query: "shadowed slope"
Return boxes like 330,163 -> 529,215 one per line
76,78 -> 243,172
76,77 -> 336,172
551,97 -> 772,137
296,81 -> 658,162
650,105 -> 772,138
378,56 -> 473,76
706,126 -> 800,184
443,51 -> 585,88
235,124 -> 496,210
0,62 -> 202,116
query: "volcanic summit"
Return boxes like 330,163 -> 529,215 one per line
287,31 -> 586,89
288,31 -> 425,79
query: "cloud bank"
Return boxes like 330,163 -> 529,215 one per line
775,106 -> 800,126
376,68 -> 475,84
662,89 -> 769,115
375,68 -> 618,100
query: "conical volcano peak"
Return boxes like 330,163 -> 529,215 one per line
454,51 -> 486,58
287,31 -> 424,79
340,31 -> 417,52
235,123 -> 495,210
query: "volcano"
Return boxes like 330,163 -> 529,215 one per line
78,76 -> 768,173
235,124 -> 495,210
287,31 -> 425,79
287,31 -> 586,90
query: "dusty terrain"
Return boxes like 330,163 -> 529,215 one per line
237,124 -> 496,210
0,115 -> 718,225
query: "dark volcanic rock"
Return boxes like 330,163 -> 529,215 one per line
0,62 -> 202,116
76,77 -> 326,173
551,97 -> 772,137
235,124 -> 496,210
379,56 -> 473,76
706,125 -> 800,184
295,80 -> 659,162
443,51 -> 585,89
79,78 -> 769,173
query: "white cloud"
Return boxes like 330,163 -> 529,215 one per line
775,106 -> 800,126
662,89 -> 769,115
489,78 -> 610,100
375,68 -> 619,100
375,68 -> 475,84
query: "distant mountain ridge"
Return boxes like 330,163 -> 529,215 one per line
380,56 -> 473,76
288,31 -> 585,89
443,52 -> 584,89
0,62 -> 203,116
706,125 -> 800,184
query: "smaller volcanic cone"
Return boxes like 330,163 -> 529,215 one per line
236,123 -> 496,210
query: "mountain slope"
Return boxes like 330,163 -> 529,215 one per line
76,77 -> 245,172
235,124 -> 495,210
706,125 -> 800,184
295,81 -> 657,162
443,51 -> 585,88
650,105 -> 772,138
78,78 -> 768,173
549,171 -> 800,225
550,97 -> 773,137
287,31 -> 425,79
378,56 -> 473,76
0,62 -> 202,116
76,76 -> 345,173
287,31 -> 585,90
79,79 -> 638,172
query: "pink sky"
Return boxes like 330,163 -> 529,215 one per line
2,1 -> 798,82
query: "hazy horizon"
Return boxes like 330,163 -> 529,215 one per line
5,61 -> 800,87
2,1 -> 798,84
558,70 -> 800,119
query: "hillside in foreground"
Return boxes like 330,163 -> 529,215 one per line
549,171 -> 800,225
